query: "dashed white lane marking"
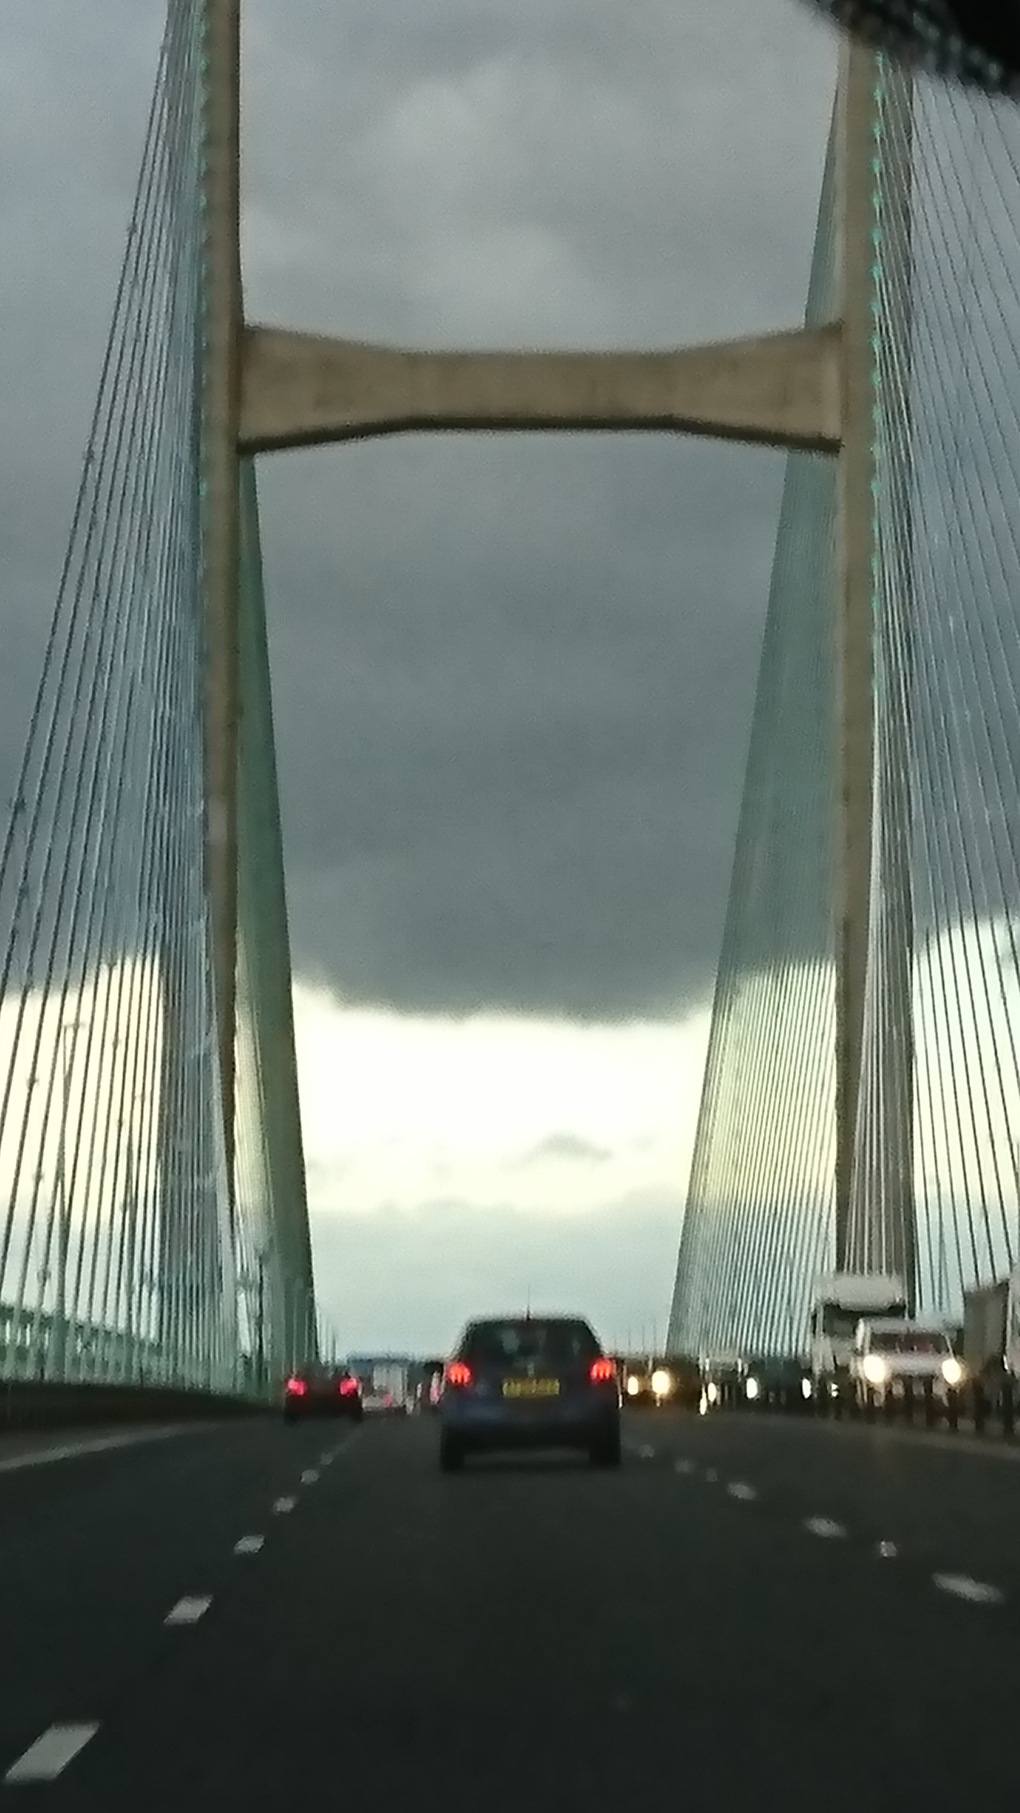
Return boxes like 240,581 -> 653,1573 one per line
636,1445 -> 655,1461
876,1540 -> 899,1559
933,1573 -> 1004,1605
234,1535 -> 264,1555
165,1596 -> 212,1626
804,1517 -> 846,1539
727,1482 -> 757,1501
4,1723 -> 100,1784
273,1495 -> 297,1514
674,1459 -> 696,1475
301,1468 -> 320,1484
703,1468 -> 718,1483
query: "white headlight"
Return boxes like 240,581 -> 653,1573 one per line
625,1375 -> 641,1397
745,1376 -> 760,1400
942,1357 -> 965,1387
651,1368 -> 672,1397
862,1355 -> 888,1386
707,1380 -> 719,1404
801,1377 -> 814,1400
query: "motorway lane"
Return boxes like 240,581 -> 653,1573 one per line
644,1406 -> 1020,1597
1,1411 -> 1012,1811
0,1416 -> 354,1776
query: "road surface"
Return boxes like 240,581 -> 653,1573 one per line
0,1409 -> 1015,1808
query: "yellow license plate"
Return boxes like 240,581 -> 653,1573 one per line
502,1378 -> 560,1398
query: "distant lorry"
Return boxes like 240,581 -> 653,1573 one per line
809,1272 -> 907,1388
963,1268 -> 1020,1383
347,1356 -> 412,1413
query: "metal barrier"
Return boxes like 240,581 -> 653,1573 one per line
0,1380 -> 267,1434
708,1374 -> 1017,1440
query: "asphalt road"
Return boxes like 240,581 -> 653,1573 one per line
0,1409 -> 1016,1809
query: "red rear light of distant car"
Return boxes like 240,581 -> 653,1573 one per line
446,1360 -> 472,1387
589,1358 -> 615,1383
338,1377 -> 358,1396
285,1377 -> 307,1396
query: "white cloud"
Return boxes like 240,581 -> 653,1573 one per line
293,979 -> 709,1349
295,978 -> 707,1215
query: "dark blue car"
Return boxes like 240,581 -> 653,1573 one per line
438,1314 -> 621,1471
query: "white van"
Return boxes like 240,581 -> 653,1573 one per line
850,1318 -> 965,1401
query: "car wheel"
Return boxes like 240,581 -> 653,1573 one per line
439,1434 -> 465,1472
589,1432 -> 621,1468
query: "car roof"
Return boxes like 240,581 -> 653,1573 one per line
462,1312 -> 596,1327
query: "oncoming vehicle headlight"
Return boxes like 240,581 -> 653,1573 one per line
650,1368 -> 673,1398
625,1375 -> 641,1398
942,1356 -> 965,1388
744,1376 -> 761,1401
706,1380 -> 719,1405
862,1354 -> 888,1386
800,1376 -> 814,1400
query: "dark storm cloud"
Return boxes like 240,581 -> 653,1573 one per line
1,0 -> 837,1019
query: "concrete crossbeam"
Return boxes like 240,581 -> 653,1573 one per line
238,321 -> 844,456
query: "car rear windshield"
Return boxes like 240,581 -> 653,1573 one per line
461,1319 -> 600,1366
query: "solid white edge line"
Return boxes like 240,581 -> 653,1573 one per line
0,1424 -> 226,1476
933,1572 -> 1003,1604
5,1723 -> 100,1783
165,1596 -> 212,1625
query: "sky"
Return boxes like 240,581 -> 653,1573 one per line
0,0 -> 838,1354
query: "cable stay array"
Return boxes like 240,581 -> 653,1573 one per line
0,0 -> 320,1393
670,57 -> 1020,1358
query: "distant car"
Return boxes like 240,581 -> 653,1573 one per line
620,1360 -> 695,1409
283,1366 -> 364,1423
438,1314 -> 621,1471
740,1356 -> 813,1405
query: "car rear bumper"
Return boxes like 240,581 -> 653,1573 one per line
283,1399 -> 363,1417
442,1406 -> 619,1449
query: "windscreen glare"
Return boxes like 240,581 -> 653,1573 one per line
868,1329 -> 950,1355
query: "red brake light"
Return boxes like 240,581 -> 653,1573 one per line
285,1377 -> 308,1396
589,1357 -> 614,1383
446,1360 -> 472,1387
338,1377 -> 358,1396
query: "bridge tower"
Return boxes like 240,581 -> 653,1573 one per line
199,5 -> 915,1320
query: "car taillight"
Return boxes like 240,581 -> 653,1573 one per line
589,1358 -> 615,1383
285,1377 -> 307,1396
446,1360 -> 472,1387
338,1377 -> 358,1396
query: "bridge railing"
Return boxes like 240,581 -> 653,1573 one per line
703,1370 -> 1018,1444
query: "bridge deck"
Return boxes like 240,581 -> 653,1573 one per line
0,1412 -> 1013,1806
